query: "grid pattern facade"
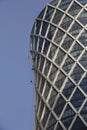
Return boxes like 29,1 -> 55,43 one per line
30,0 -> 87,130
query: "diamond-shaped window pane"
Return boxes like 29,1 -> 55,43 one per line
71,88 -> 85,110
39,77 -> 45,94
62,56 -> 74,74
54,29 -> 65,45
71,117 -> 87,130
36,53 -> 40,68
79,51 -> 87,69
68,2 -> 82,17
49,65 -> 57,82
43,40 -> 50,55
36,94 -> 40,111
54,96 -> 66,117
69,22 -> 82,38
38,38 -> 44,52
43,82 -> 51,100
56,123 -> 63,130
59,0 -> 72,11
71,64 -> 84,83
36,20 -> 42,35
61,15 -> 73,30
47,25 -> 56,40
31,23 -> 35,34
78,29 -> 87,46
80,74 -> 87,94
45,6 -> 54,21
39,100 -> 45,119
61,35 -> 73,51
48,44 -> 57,60
62,80 -> 75,99
70,42 -> 83,59
44,60 -> 51,76
41,22 -> 49,36
37,73 -> 41,88
39,56 -> 45,72
55,49 -> 66,66
48,88 -> 57,108
78,10 -> 87,25
41,107 -> 50,127
52,9 -> 63,25
47,114 -> 57,130
61,105 -> 75,129
55,71 -> 66,90
80,102 -> 87,123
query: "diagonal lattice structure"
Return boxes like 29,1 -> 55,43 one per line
30,0 -> 87,130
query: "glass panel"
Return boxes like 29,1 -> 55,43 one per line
61,105 -> 75,129
68,2 -> 82,17
39,77 -> 45,94
44,60 -> 51,76
47,25 -> 56,40
78,29 -> 87,46
80,102 -> 87,122
59,0 -> 72,11
39,100 -> 44,119
38,38 -> 44,52
41,22 -> 49,36
71,64 -> 84,83
36,94 -> 40,112
54,96 -> 66,117
71,117 -> 87,130
55,49 -> 66,66
62,80 -> 75,99
56,123 -> 63,130
31,23 -> 35,34
62,56 -> 74,74
80,74 -> 87,94
48,88 -> 57,108
52,9 -> 63,25
79,51 -> 87,69
49,65 -> 57,81
54,29 -> 64,45
39,56 -> 45,72
71,88 -> 85,110
69,22 -> 82,38
43,40 -> 50,55
70,42 -> 83,59
61,15 -> 72,30
61,35 -> 73,51
55,71 -> 66,90
36,20 -> 41,34
36,53 -> 40,68
42,107 -> 50,127
47,114 -> 56,130
78,10 -> 87,25
48,44 -> 57,60
45,6 -> 54,21
44,82 -> 51,100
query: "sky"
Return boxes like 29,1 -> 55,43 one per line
0,0 -> 51,130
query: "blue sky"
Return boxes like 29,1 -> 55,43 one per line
0,0 -> 50,130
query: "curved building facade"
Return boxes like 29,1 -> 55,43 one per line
30,0 -> 87,129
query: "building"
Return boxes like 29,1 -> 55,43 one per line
30,0 -> 87,129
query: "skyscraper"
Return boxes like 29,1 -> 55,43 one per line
30,0 -> 87,129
